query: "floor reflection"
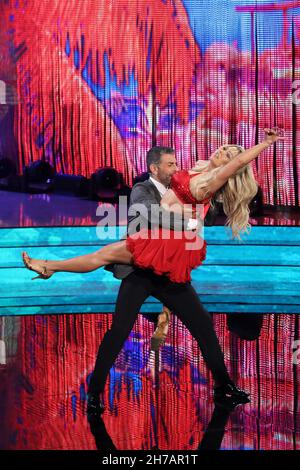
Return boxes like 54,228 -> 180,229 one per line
0,313 -> 299,450
88,401 -> 236,451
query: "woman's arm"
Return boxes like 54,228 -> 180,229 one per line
207,128 -> 284,195
160,189 -> 195,218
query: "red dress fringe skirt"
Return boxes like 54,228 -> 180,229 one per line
126,227 -> 207,283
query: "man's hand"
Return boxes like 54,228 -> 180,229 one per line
263,127 -> 285,145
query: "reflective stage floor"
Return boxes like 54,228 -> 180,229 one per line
0,313 -> 299,450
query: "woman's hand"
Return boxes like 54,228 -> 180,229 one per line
161,201 -> 195,217
263,127 -> 285,145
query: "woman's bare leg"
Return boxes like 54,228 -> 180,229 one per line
22,240 -> 133,276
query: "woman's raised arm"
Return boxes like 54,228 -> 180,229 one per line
207,128 -> 284,195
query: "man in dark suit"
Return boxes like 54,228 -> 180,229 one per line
87,147 -> 249,417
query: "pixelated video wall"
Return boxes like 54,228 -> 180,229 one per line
1,0 -> 300,205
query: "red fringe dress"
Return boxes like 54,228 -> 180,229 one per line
126,170 -> 211,283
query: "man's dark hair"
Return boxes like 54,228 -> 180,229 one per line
146,146 -> 174,172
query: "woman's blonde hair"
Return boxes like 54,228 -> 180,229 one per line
190,145 -> 258,240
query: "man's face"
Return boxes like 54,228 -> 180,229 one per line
150,153 -> 178,186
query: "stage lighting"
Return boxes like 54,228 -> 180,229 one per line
53,174 -> 90,197
90,167 -> 130,201
23,159 -> 55,193
0,157 -> 21,191
133,172 -> 149,185
227,313 -> 264,340
0,157 -> 16,179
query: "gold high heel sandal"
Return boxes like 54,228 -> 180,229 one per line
22,251 -> 53,280
150,307 -> 171,351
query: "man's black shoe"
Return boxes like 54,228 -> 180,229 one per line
213,383 -> 250,405
87,392 -> 105,420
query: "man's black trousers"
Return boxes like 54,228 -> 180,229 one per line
88,269 -> 231,394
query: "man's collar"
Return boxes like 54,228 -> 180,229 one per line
149,176 -> 168,196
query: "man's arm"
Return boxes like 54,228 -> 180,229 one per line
128,183 -> 192,232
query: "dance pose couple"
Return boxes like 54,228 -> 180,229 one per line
22,128 -> 283,415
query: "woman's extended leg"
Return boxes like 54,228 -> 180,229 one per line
22,240 -> 133,279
